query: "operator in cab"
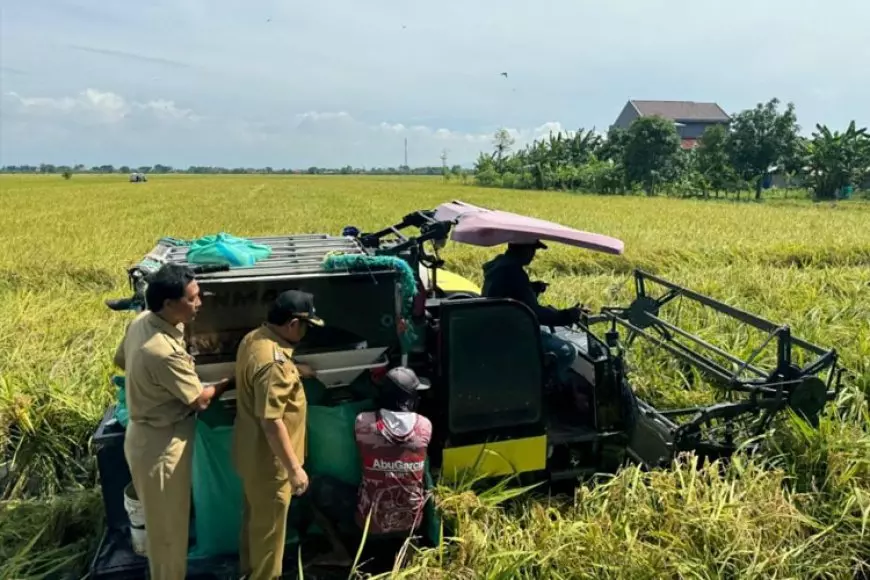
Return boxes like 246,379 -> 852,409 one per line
113,263 -> 231,580
481,241 -> 583,383
232,289 -> 321,580
299,366 -> 433,568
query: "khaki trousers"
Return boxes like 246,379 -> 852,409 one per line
238,474 -> 292,580
124,417 -> 195,580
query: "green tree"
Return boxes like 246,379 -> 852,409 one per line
473,152 -> 500,186
623,116 -> 682,195
727,98 -> 800,200
492,128 -> 515,172
696,125 -> 736,197
805,121 -> 870,200
599,127 -> 629,163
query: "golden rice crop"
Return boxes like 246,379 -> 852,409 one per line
0,174 -> 868,579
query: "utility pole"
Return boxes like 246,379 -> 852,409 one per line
404,138 -> 408,173
440,149 -> 449,180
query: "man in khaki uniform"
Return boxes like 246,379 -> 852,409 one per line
113,264 -> 231,580
232,290 -> 322,580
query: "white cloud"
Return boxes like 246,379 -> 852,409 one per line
137,98 -> 200,121
4,88 -> 199,125
1,87 -> 568,168
294,111 -> 351,123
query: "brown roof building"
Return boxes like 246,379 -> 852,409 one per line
611,100 -> 731,149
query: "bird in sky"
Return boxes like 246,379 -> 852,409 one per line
500,72 -> 508,78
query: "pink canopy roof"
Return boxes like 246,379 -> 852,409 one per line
433,200 -> 624,255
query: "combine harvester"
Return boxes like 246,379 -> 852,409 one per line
91,200 -> 843,578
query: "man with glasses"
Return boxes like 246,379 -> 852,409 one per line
232,290 -> 322,580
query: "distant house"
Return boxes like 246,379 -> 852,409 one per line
611,100 -> 731,149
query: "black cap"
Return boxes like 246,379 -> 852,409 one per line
385,366 -> 430,393
273,290 -> 324,326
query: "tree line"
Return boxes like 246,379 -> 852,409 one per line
473,98 -> 870,201
0,164 -> 457,177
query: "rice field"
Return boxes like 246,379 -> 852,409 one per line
1,174 -> 868,579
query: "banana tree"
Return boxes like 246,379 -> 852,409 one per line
806,121 -> 870,200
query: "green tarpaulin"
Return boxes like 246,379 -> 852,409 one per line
185,233 -> 273,267
188,410 -> 245,558
305,399 -> 376,486
186,379 -> 442,559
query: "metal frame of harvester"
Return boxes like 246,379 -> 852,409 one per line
591,270 -> 843,465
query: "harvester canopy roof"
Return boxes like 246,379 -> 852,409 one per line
433,200 -> 624,255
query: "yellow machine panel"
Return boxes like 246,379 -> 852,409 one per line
432,269 -> 481,295
441,435 -> 547,480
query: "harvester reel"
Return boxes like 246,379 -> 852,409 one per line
603,293 -> 674,347
624,295 -> 664,330
787,376 -> 828,426
590,269 -> 843,464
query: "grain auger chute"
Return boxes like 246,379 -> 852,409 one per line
586,269 -> 844,465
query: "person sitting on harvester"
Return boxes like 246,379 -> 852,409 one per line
481,241 -> 583,383
300,366 -> 433,568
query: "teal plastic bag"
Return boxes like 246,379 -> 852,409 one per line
189,419 -> 243,558
189,402 -> 303,559
305,400 -> 376,486
187,398 -> 442,558
112,376 -> 129,428
186,233 -> 272,267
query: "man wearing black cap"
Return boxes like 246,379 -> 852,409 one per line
481,241 -> 583,382
297,366 -> 433,568
232,289 -> 323,580
354,366 -> 433,537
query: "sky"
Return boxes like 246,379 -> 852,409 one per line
1,0 -> 868,169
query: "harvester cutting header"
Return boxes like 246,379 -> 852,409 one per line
91,200 -> 843,578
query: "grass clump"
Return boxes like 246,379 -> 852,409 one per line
403,407 -> 870,579
0,489 -> 103,579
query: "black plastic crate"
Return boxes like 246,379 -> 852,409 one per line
93,405 -> 132,531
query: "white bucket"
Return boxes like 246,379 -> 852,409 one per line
124,483 -> 148,556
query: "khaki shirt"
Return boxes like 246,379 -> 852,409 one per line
232,325 -> 307,479
114,311 -> 203,428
